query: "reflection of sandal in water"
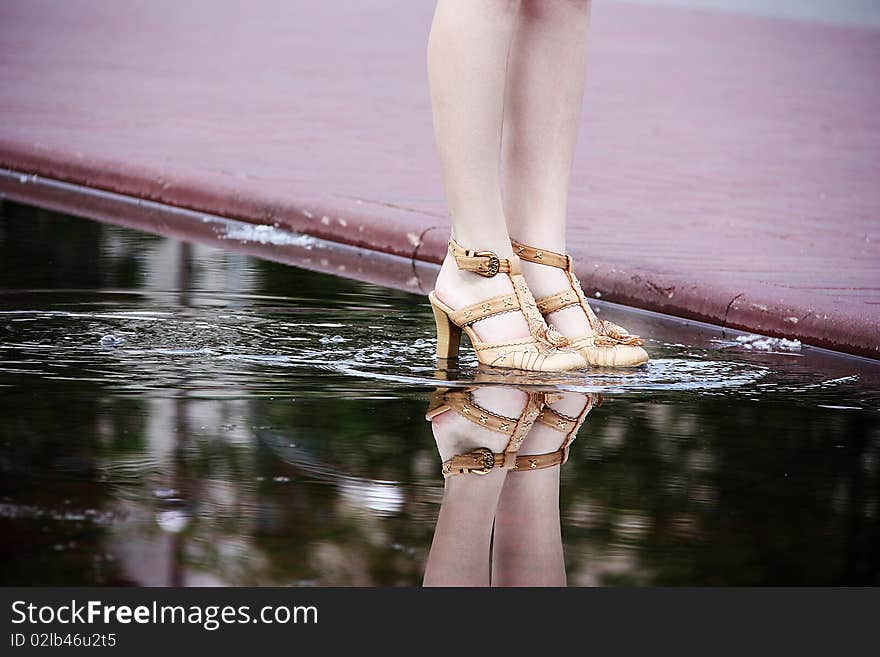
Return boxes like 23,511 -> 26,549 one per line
519,392 -> 601,471
426,388 -> 598,476
428,238 -> 585,372
511,239 -> 649,368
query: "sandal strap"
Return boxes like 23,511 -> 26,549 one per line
511,239 -> 571,271
442,447 -> 567,475
535,290 -> 580,316
449,237 -> 520,277
426,389 -> 521,436
448,293 -> 521,327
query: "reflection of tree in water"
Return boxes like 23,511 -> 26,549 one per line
0,205 -> 434,586
0,204 -> 150,584
561,399 -> 879,585
249,393 -> 437,586
0,377 -> 146,585
0,201 -> 159,290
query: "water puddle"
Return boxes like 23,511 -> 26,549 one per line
1,202 -> 878,586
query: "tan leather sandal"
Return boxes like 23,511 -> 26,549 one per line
426,388 -> 594,476
428,238 -> 585,372
511,239 -> 649,367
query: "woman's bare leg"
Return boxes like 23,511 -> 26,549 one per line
427,0 -> 531,342
501,0 -> 594,337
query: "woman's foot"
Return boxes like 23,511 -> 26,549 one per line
513,239 -> 649,367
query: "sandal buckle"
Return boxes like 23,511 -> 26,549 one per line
468,447 -> 496,474
473,251 -> 500,277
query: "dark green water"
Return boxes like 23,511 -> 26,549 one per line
1,201 -> 878,586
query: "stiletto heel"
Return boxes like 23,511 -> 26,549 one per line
430,299 -> 462,359
425,239 -> 585,372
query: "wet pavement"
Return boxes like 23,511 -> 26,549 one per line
1,202 -> 878,586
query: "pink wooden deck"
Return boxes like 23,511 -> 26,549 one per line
1,1 -> 878,357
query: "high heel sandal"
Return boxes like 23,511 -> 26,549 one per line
426,388 -> 597,476
511,239 -> 649,367
428,238 -> 585,372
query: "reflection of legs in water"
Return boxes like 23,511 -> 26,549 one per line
424,387 -> 595,587
492,393 -> 591,587
423,387 -> 528,587
424,470 -> 507,587
493,468 -> 565,586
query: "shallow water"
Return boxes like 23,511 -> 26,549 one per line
1,202 -> 878,586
